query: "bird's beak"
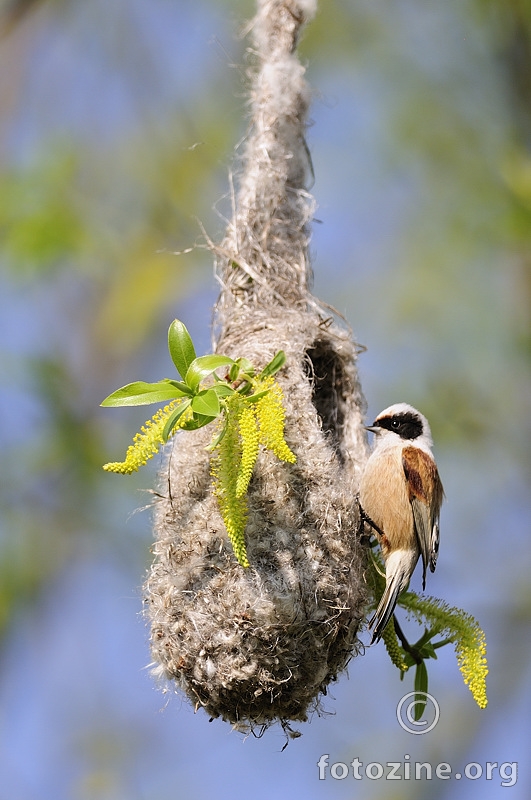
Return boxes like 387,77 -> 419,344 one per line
364,425 -> 380,433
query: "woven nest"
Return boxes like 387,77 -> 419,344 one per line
144,0 -> 370,732
146,308 -> 369,729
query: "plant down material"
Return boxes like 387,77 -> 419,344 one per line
146,315 -> 368,730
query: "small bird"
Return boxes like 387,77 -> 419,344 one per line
358,403 -> 444,644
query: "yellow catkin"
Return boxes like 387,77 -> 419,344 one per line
401,593 -> 488,709
381,619 -> 409,673
256,380 -> 296,463
456,628 -> 488,709
211,405 -> 249,568
103,401 -> 189,474
210,380 -> 294,567
236,404 -> 260,497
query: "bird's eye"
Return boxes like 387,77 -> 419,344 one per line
391,419 -> 400,429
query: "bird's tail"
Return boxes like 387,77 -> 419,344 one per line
368,571 -> 404,644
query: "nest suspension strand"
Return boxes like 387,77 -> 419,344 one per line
145,0 -> 369,732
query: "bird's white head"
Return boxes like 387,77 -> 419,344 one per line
366,403 -> 433,449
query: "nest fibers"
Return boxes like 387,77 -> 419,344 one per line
145,0 -> 370,732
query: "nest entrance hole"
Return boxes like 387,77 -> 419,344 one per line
304,340 -> 347,456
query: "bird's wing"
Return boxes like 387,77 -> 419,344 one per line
402,446 -> 444,589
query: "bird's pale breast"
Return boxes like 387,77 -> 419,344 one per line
359,445 -> 414,553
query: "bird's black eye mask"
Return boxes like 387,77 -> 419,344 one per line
375,412 -> 423,440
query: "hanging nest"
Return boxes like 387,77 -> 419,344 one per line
145,0 -> 370,732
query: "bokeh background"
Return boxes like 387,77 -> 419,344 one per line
1,0 -> 530,798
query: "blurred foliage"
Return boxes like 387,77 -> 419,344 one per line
0,151 -> 86,272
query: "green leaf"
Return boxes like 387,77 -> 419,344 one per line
244,388 -> 270,403
168,319 -> 196,379
165,379 -> 194,395
185,355 -> 235,392
413,661 -> 429,721
260,350 -> 286,378
212,383 -> 235,398
228,362 -> 240,382
228,357 -> 256,382
419,641 -> 438,660
181,412 -> 216,431
101,381 -> 188,407
206,416 -> 228,451
162,399 -> 191,441
235,357 -> 255,376
235,381 -> 253,396
191,389 -> 220,417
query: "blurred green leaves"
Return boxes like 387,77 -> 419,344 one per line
0,152 -> 86,274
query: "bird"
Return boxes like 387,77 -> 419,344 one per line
358,403 -> 444,644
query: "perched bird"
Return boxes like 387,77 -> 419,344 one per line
359,403 -> 444,644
